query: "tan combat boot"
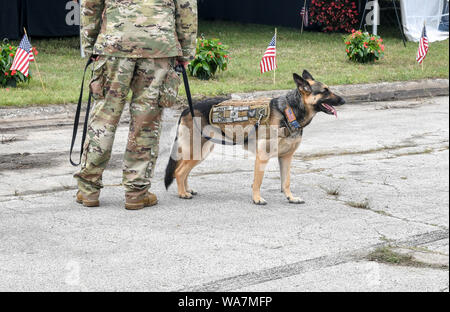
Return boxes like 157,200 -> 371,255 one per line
125,192 -> 158,210
76,191 -> 100,207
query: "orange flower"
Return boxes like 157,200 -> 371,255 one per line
11,70 -> 16,76
380,44 -> 385,52
9,53 -> 14,57
4,72 -> 8,76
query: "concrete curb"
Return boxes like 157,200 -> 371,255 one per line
231,79 -> 449,103
0,79 -> 448,132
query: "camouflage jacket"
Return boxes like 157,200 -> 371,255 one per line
80,0 -> 197,61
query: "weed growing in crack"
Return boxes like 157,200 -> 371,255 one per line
368,247 -> 415,265
346,199 -> 370,210
321,186 -> 340,197
1,136 -> 16,144
367,246 -> 449,270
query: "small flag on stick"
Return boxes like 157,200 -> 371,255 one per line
416,23 -> 429,65
300,0 -> 308,34
10,34 -> 35,77
260,33 -> 277,74
300,5 -> 309,27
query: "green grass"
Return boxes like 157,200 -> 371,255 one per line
368,247 -> 416,266
367,246 -> 449,269
1,20 -> 448,107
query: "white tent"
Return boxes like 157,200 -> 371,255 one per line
400,0 -> 449,42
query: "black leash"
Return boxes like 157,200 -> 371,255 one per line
175,65 -> 262,146
70,57 -> 94,166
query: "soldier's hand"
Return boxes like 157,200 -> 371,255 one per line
176,60 -> 190,69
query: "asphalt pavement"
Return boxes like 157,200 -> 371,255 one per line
0,96 -> 448,291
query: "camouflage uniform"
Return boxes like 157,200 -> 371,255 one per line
74,0 -> 197,200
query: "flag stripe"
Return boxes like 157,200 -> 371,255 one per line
10,34 -> 33,77
15,50 -> 28,70
260,34 -> 277,74
416,25 -> 429,64
16,52 -> 29,73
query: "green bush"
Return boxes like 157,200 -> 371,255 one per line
0,40 -> 33,87
188,37 -> 229,80
344,30 -> 385,63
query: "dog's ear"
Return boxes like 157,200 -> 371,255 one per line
293,73 -> 312,94
302,70 -> 314,81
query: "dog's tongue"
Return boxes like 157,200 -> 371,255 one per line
323,103 -> 337,118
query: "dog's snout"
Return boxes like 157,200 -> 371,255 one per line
338,97 -> 346,105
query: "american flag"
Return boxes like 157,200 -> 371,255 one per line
300,6 -> 309,27
260,34 -> 277,74
10,34 -> 35,77
416,24 -> 429,64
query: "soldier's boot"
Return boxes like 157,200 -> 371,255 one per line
125,192 -> 158,210
76,191 -> 100,207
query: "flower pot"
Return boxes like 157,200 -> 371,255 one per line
5,79 -> 17,88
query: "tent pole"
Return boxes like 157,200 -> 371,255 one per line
359,0 -> 369,30
392,0 -> 407,47
373,0 -> 379,35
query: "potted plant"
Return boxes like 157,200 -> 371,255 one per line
0,40 -> 34,88
344,30 -> 385,63
188,37 -> 230,80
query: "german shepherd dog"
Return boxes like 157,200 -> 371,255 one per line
164,70 -> 345,205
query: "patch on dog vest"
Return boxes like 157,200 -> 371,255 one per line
209,98 -> 271,127
284,105 -> 301,129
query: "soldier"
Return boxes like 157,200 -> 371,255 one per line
74,0 -> 197,210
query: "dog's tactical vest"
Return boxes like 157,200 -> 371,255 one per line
209,98 -> 271,134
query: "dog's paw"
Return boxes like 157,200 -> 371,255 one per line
288,197 -> 306,204
179,193 -> 193,200
187,189 -> 198,196
253,198 -> 268,205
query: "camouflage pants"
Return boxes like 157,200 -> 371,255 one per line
74,56 -> 174,199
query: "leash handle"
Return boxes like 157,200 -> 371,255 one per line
176,65 -> 196,120
70,57 -> 94,166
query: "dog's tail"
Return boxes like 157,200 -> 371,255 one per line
164,128 -> 179,190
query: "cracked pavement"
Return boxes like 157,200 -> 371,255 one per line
0,96 -> 448,291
